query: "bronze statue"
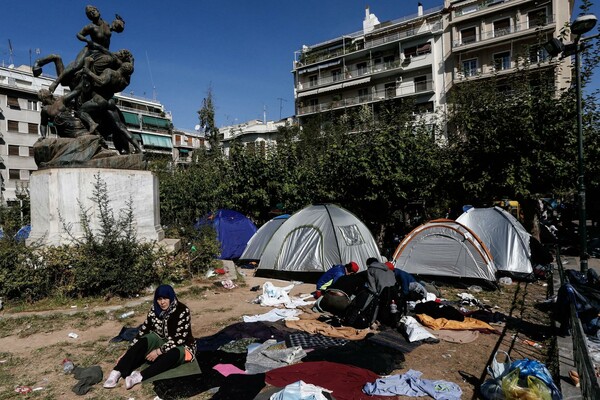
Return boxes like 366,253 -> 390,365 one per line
32,5 -> 145,164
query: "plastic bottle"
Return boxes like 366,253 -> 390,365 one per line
390,300 -> 398,314
62,359 -> 74,374
120,311 -> 134,319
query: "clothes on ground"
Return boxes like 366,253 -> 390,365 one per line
243,308 -> 301,322
266,361 -> 391,400
363,369 -> 462,400
302,340 -> 405,375
366,326 -> 423,353
210,372 -> 267,400
413,301 -> 465,321
71,365 -> 103,395
317,265 -> 348,291
426,328 -> 480,343
109,326 -> 140,343
286,331 -> 350,349
212,363 -> 246,376
245,339 -> 307,374
416,314 -> 497,332
270,380 -> 334,400
218,337 -> 259,353
285,318 -> 372,340
257,281 -> 295,307
195,321 -> 295,352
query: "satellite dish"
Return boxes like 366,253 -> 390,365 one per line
8,64 -> 14,69
194,124 -> 201,131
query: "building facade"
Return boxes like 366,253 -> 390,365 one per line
0,65 -> 69,204
172,127 -> 205,164
293,4 -> 446,137
445,0 -> 574,91
218,118 -> 291,157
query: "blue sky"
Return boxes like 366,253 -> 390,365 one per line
1,1 -> 598,131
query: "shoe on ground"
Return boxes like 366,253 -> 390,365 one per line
125,370 -> 143,389
569,370 -> 580,387
103,370 -> 121,388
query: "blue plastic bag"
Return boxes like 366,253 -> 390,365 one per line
508,359 -> 562,400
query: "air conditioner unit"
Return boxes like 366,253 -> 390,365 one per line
396,76 -> 403,83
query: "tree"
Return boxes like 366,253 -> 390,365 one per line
198,86 -> 220,152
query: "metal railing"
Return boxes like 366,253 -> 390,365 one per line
556,249 -> 600,399
454,0 -> 517,17
453,15 -> 555,48
297,80 -> 434,115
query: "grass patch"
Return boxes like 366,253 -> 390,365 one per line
0,312 -> 109,339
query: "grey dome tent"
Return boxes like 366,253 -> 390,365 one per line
239,214 -> 290,261
392,219 -> 497,283
456,206 -> 532,276
255,204 -> 380,281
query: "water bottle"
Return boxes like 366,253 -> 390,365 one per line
62,359 -> 74,374
120,311 -> 134,319
390,300 -> 398,314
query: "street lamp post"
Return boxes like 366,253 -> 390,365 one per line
544,14 -> 598,273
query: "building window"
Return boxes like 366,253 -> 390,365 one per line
494,51 -> 511,71
29,147 -> 35,157
357,62 -> 368,76
415,101 -> 434,114
385,82 -> 396,99
383,55 -> 395,68
8,145 -> 20,156
529,46 -> 549,63
462,59 -> 478,77
9,169 -> 20,180
403,46 -> 417,58
528,9 -> 548,28
414,76 -> 428,92
416,42 -> 431,56
460,27 -> 477,45
28,123 -> 39,134
493,18 -> 511,37
27,99 -> 39,111
7,120 -> 19,132
332,69 -> 342,82
7,96 -> 20,109
309,75 -> 318,87
358,88 -> 369,102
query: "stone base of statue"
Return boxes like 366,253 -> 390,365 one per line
26,168 -> 169,248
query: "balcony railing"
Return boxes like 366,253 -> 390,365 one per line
299,59 -> 406,91
454,0 -> 517,18
453,15 -> 555,48
455,54 -> 553,80
297,80 -> 434,115
295,19 -> 441,67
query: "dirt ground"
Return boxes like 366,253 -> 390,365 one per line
0,267 -> 557,400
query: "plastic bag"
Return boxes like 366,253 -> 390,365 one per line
501,368 -> 551,400
487,350 -> 512,379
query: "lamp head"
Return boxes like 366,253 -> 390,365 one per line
543,37 -> 564,57
571,14 -> 597,36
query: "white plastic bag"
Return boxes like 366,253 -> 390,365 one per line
270,380 -> 331,400
487,350 -> 512,380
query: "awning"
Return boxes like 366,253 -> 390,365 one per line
7,97 -> 20,107
318,83 -> 343,93
179,148 -> 190,154
140,133 -> 172,149
142,115 -> 170,129
299,59 -> 341,74
342,76 -> 371,88
122,111 -> 140,126
417,42 -> 431,53
297,88 -> 319,98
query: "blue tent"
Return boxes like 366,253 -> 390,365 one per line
195,210 -> 257,260
15,224 -> 31,242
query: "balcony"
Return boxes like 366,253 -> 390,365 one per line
297,79 -> 434,116
453,0 -> 519,19
294,19 -> 441,68
453,15 -> 555,49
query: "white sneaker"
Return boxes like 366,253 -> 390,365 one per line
103,370 -> 121,388
125,370 -> 143,389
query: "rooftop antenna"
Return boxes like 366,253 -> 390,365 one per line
277,97 -> 287,120
145,51 -> 157,101
7,39 -> 14,65
263,104 -> 267,124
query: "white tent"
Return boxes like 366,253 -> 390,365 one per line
392,219 -> 497,283
256,204 -> 380,276
239,214 -> 289,260
456,206 -> 532,275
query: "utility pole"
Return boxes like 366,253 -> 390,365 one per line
277,97 -> 287,120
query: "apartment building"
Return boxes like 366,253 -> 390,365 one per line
293,4 -> 446,134
114,93 -> 174,158
219,118 -> 291,157
172,127 -> 205,164
445,0 -> 574,91
0,65 -> 68,204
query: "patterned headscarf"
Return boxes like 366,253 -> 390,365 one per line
153,284 -> 178,318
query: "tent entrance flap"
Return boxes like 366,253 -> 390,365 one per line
276,227 -> 323,272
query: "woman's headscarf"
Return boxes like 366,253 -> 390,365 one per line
153,284 -> 178,318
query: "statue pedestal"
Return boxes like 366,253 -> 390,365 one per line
27,168 -> 166,247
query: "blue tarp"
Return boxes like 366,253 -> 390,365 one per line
15,224 -> 31,242
195,210 -> 257,260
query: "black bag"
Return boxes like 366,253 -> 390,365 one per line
376,284 -> 405,327
343,289 -> 379,329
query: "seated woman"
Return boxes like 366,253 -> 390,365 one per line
103,284 -> 196,390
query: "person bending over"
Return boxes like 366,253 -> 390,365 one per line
103,284 -> 196,390
315,261 -> 359,298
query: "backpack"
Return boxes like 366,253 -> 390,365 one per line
376,283 -> 405,327
343,289 -> 379,329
